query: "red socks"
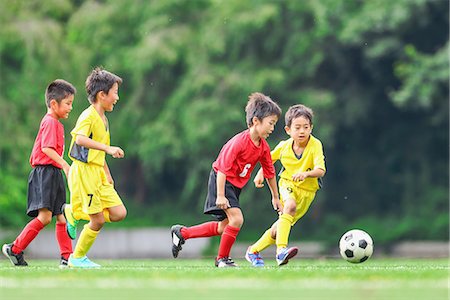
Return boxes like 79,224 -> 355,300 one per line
12,218 -> 44,254
217,225 -> 240,259
55,223 -> 73,260
181,221 -> 219,239
12,219 -> 72,260
180,223 -> 240,259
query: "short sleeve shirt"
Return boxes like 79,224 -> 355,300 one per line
212,129 -> 275,189
69,105 -> 110,166
271,135 -> 326,192
29,114 -> 65,169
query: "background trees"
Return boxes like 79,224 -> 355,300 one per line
0,0 -> 448,244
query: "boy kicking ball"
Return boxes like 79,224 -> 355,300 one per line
246,104 -> 326,267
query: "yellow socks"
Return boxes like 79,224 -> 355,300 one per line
73,224 -> 100,258
250,228 -> 275,253
276,213 -> 294,252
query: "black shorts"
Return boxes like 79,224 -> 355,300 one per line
203,169 -> 242,221
27,165 -> 66,217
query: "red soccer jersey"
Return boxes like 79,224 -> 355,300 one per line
29,114 -> 65,169
212,129 -> 275,189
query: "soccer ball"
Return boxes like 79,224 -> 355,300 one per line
339,229 -> 373,263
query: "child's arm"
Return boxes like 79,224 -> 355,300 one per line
42,147 -> 70,177
215,171 -> 231,210
75,135 -> 124,158
292,168 -> 325,182
266,176 -> 281,212
255,140 -> 282,188
253,168 -> 265,188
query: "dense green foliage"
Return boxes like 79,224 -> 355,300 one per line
0,259 -> 448,300
0,0 -> 448,244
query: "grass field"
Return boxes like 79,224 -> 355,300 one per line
0,258 -> 448,300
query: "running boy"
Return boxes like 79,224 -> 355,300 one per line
246,104 -> 326,267
171,92 -> 282,267
2,79 -> 76,267
64,67 -> 126,268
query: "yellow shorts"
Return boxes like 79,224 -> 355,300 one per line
68,161 -> 123,219
279,178 -> 316,225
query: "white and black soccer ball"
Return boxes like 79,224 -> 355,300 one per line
339,229 -> 373,263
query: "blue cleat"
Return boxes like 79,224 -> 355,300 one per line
68,254 -> 101,268
245,246 -> 265,267
276,247 -> 298,266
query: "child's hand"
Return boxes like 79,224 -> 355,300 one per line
106,146 -> 125,158
292,172 -> 308,182
216,195 -> 231,210
272,197 -> 282,213
254,173 -> 265,188
62,161 -> 71,179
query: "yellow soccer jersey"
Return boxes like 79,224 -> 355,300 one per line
69,105 -> 110,166
271,135 -> 325,192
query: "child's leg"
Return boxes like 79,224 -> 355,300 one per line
55,214 -> 72,260
171,220 -> 223,258
276,213 -> 294,251
250,223 -> 277,253
276,198 -> 296,252
217,208 -> 242,259
12,209 -> 51,253
181,221 -> 220,239
72,212 -> 104,259
105,204 -> 127,223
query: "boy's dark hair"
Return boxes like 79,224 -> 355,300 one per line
85,67 -> 123,104
45,79 -> 76,108
245,92 -> 282,127
285,104 -> 314,127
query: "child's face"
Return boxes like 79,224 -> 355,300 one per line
100,82 -> 120,112
254,114 -> 278,139
52,94 -> 74,119
285,116 -> 313,144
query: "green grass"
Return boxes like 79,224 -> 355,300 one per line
0,258 -> 448,300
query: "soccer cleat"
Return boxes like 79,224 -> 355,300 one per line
2,243 -> 28,266
59,256 -> 69,269
68,254 -> 101,268
171,225 -> 186,258
245,246 -> 265,267
276,246 -> 299,266
215,256 -> 237,268
62,204 -> 79,240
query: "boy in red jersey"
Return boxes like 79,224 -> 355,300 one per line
2,79 -> 76,267
171,92 -> 282,267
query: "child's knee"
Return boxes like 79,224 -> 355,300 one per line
110,207 -> 127,222
37,214 -> 52,226
283,201 -> 297,215
217,220 -> 228,234
228,216 -> 244,228
39,217 -> 52,226
37,208 -> 53,225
